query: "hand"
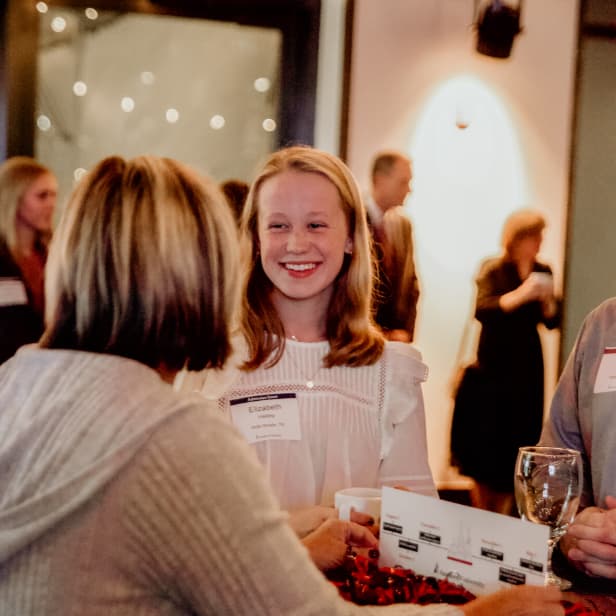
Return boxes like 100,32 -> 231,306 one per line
519,273 -> 552,303
460,585 -> 563,616
564,494 -> 616,578
287,506 -> 338,539
288,506 -> 375,539
301,518 -> 378,571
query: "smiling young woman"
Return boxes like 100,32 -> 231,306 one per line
178,145 -> 438,514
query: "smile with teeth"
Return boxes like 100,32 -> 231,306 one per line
284,262 -> 317,272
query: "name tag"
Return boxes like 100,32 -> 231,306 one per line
229,393 -> 301,444
593,347 -> 616,393
0,278 -> 28,307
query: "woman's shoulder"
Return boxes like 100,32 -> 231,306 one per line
174,334 -> 248,399
476,255 -> 505,277
383,341 -> 428,383
579,298 -> 616,342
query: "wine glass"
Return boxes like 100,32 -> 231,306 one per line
514,445 -> 583,590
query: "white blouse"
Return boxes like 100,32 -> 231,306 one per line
177,339 -> 437,511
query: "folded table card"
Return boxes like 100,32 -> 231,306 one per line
379,488 -> 550,596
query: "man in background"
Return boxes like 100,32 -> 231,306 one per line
365,150 -> 419,343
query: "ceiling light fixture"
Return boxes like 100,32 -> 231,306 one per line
473,0 -> 523,59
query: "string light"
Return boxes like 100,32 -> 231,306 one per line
262,118 -> 276,132
254,77 -> 271,93
85,8 -> 98,20
165,108 -> 179,123
120,97 -> 135,112
140,71 -> 155,85
72,81 -> 87,96
36,114 -> 51,131
209,114 -> 225,130
51,16 -> 67,33
73,168 -> 87,182
35,2 -> 48,14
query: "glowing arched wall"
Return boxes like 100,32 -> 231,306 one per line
346,0 -> 579,485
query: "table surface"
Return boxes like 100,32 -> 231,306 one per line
554,553 -> 616,615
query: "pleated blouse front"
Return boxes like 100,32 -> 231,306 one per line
206,339 -> 437,511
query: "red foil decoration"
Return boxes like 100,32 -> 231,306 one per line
327,551 -> 600,615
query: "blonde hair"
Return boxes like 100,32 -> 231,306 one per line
0,156 -> 54,252
501,209 -> 546,257
240,145 -> 384,369
382,206 -> 416,322
41,155 -> 239,372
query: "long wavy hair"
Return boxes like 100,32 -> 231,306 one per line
240,145 -> 384,370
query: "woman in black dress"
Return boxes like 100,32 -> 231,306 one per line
451,209 -> 561,514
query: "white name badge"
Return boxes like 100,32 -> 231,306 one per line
229,393 -> 301,444
0,278 -> 28,307
593,347 -> 616,394
379,488 -> 549,596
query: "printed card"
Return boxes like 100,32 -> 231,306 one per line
379,488 -> 549,596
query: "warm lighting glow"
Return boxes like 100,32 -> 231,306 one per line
72,81 -> 87,96
36,2 -> 48,14
165,108 -> 179,123
410,74 -> 527,274
121,97 -> 135,112
51,16 -> 67,33
209,114 -> 225,130
409,74 -> 530,484
254,77 -> 271,93
85,8 -> 99,20
36,114 -> 51,131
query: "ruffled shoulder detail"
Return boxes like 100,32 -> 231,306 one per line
379,342 -> 428,459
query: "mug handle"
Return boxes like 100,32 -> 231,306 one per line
338,503 -> 353,521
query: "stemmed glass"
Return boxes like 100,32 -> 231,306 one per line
514,445 -> 583,590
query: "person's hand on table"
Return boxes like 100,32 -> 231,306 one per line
288,506 -> 375,539
301,518 -> 378,572
563,494 -> 616,579
460,585 -> 563,616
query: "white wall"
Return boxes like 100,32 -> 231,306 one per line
345,0 -> 579,484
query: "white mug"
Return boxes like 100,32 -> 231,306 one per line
334,487 -> 382,522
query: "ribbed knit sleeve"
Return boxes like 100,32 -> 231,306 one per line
115,407 -> 461,615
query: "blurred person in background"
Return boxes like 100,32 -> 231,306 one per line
365,150 -> 419,343
451,209 -> 561,514
0,156 -> 57,364
220,177 -> 249,223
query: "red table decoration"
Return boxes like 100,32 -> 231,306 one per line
327,551 -> 601,615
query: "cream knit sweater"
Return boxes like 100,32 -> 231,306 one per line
0,347 -> 461,616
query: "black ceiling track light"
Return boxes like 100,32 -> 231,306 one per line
473,0 -> 524,59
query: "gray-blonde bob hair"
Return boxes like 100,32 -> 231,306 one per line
41,155 -> 239,372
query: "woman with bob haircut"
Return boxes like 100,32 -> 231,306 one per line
0,156 -> 57,364
179,145 -> 438,514
451,208 -> 561,515
0,155 -> 564,615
